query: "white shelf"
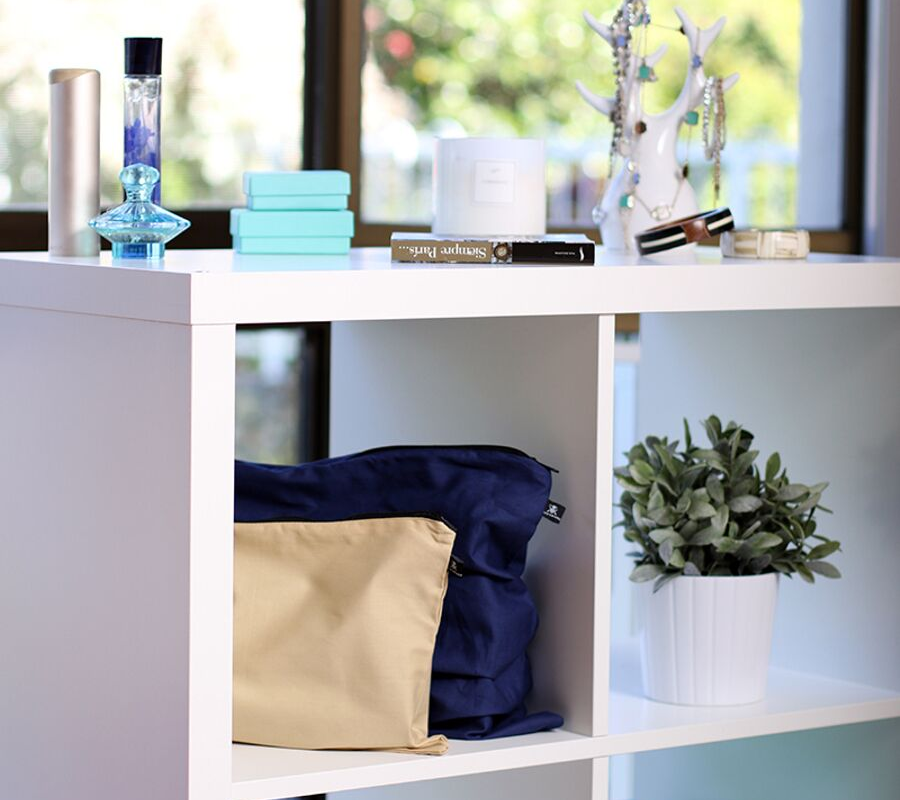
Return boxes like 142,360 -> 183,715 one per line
230,656 -> 900,800
232,730 -> 598,799
607,646 -> 900,756
2,247 -> 900,325
4,247 -> 900,800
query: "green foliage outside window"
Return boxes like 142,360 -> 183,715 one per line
365,0 -> 801,225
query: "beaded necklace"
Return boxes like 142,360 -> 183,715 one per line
609,4 -> 727,219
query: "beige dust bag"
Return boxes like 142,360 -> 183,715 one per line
233,516 -> 454,754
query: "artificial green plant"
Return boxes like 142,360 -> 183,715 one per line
617,415 -> 841,591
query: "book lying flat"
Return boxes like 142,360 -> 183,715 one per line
391,232 -> 595,264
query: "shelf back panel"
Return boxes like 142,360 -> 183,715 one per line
330,315 -> 616,737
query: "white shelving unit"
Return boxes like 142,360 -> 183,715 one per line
2,247 -> 899,800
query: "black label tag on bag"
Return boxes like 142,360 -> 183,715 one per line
448,554 -> 466,577
542,500 -> 566,524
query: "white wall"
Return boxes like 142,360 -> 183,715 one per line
620,307 -> 900,800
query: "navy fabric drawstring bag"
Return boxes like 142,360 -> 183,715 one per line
234,445 -> 564,739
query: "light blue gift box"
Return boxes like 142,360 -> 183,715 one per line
247,194 -> 349,211
243,170 -> 351,197
233,236 -> 351,255
230,209 -> 354,238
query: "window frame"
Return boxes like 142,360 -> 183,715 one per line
0,0 -> 867,254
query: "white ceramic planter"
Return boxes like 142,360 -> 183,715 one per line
639,573 -> 779,706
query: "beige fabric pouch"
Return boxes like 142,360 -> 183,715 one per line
233,516 -> 454,755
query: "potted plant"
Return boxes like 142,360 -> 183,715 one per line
616,415 -> 841,706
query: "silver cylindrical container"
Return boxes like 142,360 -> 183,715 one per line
49,68 -> 100,257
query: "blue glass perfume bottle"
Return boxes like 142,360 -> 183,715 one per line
124,38 -> 162,203
89,164 -> 189,259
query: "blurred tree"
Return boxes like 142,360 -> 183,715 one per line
0,69 -> 48,204
363,0 -> 801,226
366,0 -> 799,148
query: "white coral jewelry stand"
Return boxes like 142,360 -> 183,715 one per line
577,6 -> 738,250
2,247 -> 900,800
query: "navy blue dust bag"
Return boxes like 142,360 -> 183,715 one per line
234,445 -> 564,739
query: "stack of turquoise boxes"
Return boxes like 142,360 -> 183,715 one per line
231,170 -> 354,255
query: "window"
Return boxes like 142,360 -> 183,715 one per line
0,0 -> 304,210
355,0 -> 858,239
236,325 -> 329,465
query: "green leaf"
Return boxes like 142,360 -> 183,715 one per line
649,527 -> 684,546
645,445 -> 662,471
690,525 -> 719,546
729,495 -> 764,513
793,493 -> 822,516
615,476 -> 646,494
692,487 -> 711,502
678,464 -> 707,491
702,415 -> 722,446
732,449 -> 759,477
729,426 -> 743,462
694,448 -> 727,469
807,540 -> 841,560
688,498 -> 717,520
731,477 -> 756,497
808,560 -> 842,579
647,483 -> 665,511
744,518 -> 763,534
706,475 -> 725,505
713,537 -> 742,554
765,452 -> 781,482
628,443 -> 649,463
711,504 -> 729,535
653,442 -> 682,477
776,483 -> 809,502
652,572 -> 680,593
632,504 -> 648,531
654,473 -> 678,497
682,417 -> 693,450
747,531 -> 782,552
795,563 -> 815,583
683,561 -> 702,576
629,460 -> 655,486
675,489 -> 692,515
645,506 -> 677,526
659,539 -> 675,564
668,548 -> 686,569
630,563 -> 664,583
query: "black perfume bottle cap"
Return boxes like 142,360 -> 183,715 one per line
125,38 -> 162,76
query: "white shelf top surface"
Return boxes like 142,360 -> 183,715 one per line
231,648 -> 900,800
2,247 -> 900,325
232,729 -> 596,799
606,642 -> 900,756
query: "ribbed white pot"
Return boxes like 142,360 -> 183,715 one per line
639,573 -> 779,706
